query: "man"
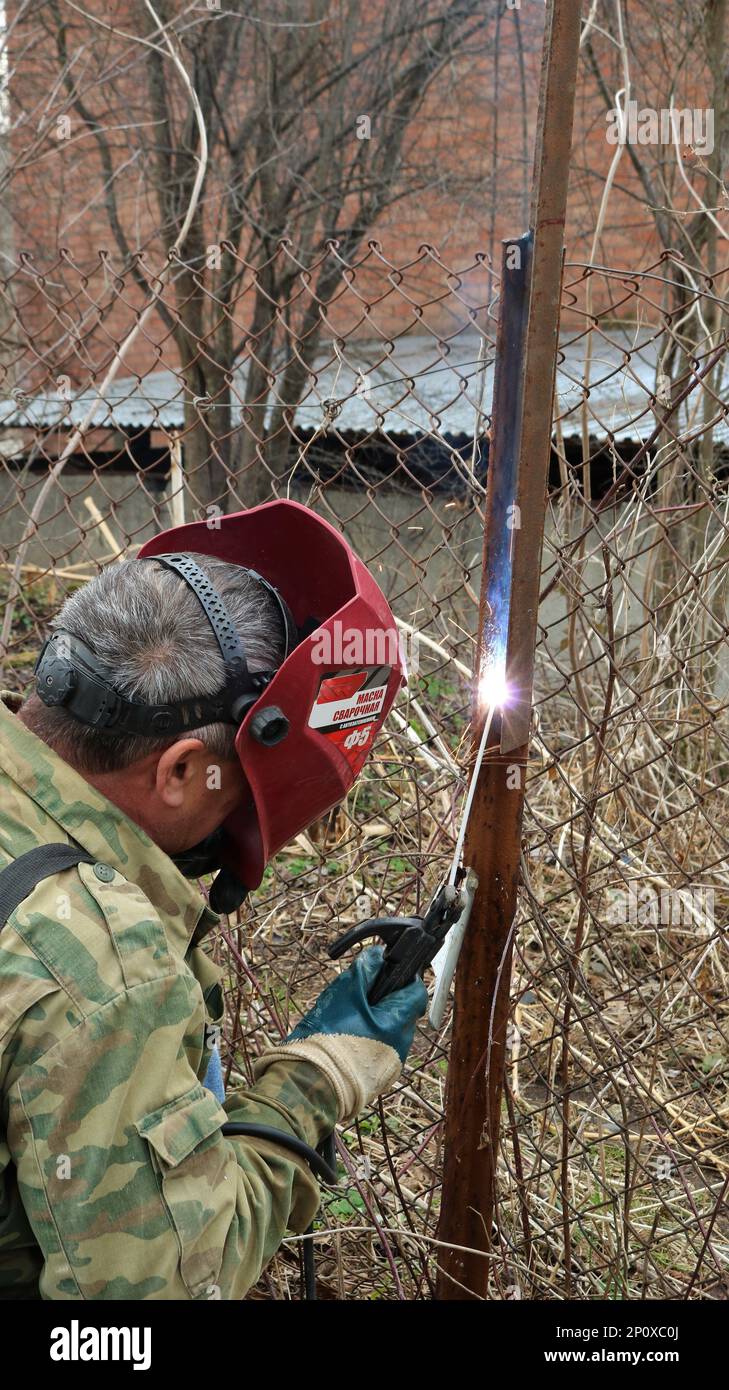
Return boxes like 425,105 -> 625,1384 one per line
0,500 -> 426,1300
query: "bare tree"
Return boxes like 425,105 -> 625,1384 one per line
7,0 -> 505,510
580,0 -> 729,489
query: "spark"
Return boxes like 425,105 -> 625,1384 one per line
477,658 -> 510,710
447,657 -> 511,887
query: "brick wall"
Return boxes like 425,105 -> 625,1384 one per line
3,1 -> 716,391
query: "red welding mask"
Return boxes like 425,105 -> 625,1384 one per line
134,500 -> 405,903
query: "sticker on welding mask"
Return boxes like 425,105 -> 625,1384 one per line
308,669 -> 390,774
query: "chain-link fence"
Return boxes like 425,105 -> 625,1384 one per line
0,244 -> 726,1300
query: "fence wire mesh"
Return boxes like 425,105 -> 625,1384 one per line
0,244 -> 726,1300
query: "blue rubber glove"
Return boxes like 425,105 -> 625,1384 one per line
254,947 -> 429,1122
287,945 -> 428,1063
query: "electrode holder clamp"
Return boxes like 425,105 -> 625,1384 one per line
328,880 -> 466,1005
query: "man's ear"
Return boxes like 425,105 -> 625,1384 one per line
154,738 -> 207,808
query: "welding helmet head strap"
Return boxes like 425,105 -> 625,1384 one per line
150,553 -> 252,685
34,630 -> 246,735
35,553 -> 292,735
142,553 -> 288,723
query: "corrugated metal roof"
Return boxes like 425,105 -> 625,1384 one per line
0,330 -> 725,443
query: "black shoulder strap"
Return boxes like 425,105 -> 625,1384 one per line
0,843 -> 95,929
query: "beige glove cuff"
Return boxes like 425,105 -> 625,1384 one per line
253,1034 -> 401,1124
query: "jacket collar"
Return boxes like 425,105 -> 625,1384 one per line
0,696 -> 219,954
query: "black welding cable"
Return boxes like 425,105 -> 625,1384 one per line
221,1122 -> 338,1184
302,1227 -> 317,1301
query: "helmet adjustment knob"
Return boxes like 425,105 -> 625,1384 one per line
36,643 -> 77,707
249,705 -> 289,746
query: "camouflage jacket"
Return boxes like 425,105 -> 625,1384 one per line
0,696 -> 337,1300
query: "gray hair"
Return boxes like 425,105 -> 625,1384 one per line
21,552 -> 286,774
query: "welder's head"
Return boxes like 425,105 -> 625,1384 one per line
21,551 -> 287,855
22,501 -> 405,911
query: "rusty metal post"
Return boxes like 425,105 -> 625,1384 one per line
435,0 -> 582,1300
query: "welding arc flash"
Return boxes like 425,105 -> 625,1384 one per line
478,665 -> 509,708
